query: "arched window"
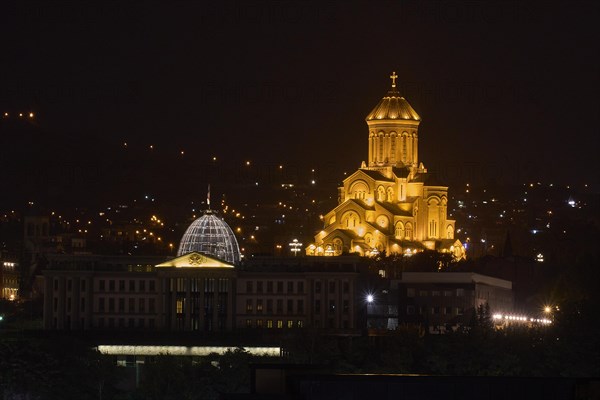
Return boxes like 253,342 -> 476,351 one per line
378,132 -> 384,161
377,186 -> 386,202
390,133 -> 396,162
350,181 -> 368,200
429,220 -> 438,238
342,211 -> 359,228
386,187 -> 394,202
404,223 -> 413,240
446,225 -> 454,239
395,222 -> 404,239
333,238 -> 343,255
402,132 -> 408,162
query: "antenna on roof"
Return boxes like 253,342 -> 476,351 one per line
207,184 -> 211,210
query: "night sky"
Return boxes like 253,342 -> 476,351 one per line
1,1 -> 598,207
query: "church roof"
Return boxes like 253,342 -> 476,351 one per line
413,172 -> 447,187
366,88 -> 421,122
358,169 -> 394,182
375,201 -> 413,217
392,166 -> 410,179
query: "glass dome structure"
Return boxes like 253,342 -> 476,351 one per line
177,211 -> 241,264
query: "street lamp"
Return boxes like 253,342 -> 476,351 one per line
289,238 -> 302,256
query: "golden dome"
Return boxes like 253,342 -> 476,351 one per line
366,89 -> 421,122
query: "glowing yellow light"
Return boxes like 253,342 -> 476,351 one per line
246,161 -> 251,166
19,113 -> 23,117
544,306 -> 551,313
29,112 -> 34,118
3,112 -> 7,117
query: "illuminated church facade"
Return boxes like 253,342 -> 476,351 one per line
307,73 -> 465,259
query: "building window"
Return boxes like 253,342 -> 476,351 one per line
287,299 -> 293,313
246,299 -> 253,312
81,280 -> 86,292
407,305 -> 415,315
443,290 -> 452,297
139,298 -> 145,313
276,299 -> 283,314
267,320 -> 273,328
108,298 -> 115,312
343,300 -> 349,314
176,300 -> 183,314
315,300 -> 321,313
129,280 -> 135,291
99,280 -> 105,291
149,280 -> 156,292
256,319 -> 263,328
99,298 -> 105,312
139,280 -> 146,292
287,282 -> 294,293
81,298 -> 86,312
246,281 -> 253,293
456,307 -> 464,315
329,281 -> 336,293
118,298 -> 125,312
297,300 -> 304,313
267,300 -> 273,313
298,282 -> 304,293
419,290 -> 428,297
149,299 -> 155,313
456,289 -> 465,297
315,281 -> 321,294
129,298 -> 135,313
246,319 -> 252,328
287,320 -> 294,328
256,300 -> 263,313
329,300 -> 335,314
267,281 -> 273,293
109,280 -> 115,291
277,281 -> 283,293
67,280 -> 72,292
445,306 -> 452,315
343,281 -> 349,294
277,320 -> 283,329
149,318 -> 155,328
119,280 -> 125,291
407,288 -> 415,297
432,307 -> 440,315
432,291 -> 440,297
54,279 -> 59,291
128,318 -> 135,328
257,282 -> 263,293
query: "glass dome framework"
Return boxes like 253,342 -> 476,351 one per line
177,212 -> 241,264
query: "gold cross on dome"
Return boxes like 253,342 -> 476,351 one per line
390,71 -> 398,88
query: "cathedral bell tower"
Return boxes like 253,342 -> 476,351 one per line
366,72 -> 421,169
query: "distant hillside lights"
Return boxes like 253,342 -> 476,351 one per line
3,111 -> 34,119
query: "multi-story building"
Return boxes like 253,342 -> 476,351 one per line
393,272 -> 513,333
0,259 -> 19,300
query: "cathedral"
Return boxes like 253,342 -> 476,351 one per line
307,73 -> 465,259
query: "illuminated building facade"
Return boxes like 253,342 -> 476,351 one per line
308,73 -> 464,258
0,259 -> 19,301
